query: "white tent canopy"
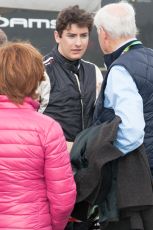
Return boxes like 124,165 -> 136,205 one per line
0,0 -> 101,12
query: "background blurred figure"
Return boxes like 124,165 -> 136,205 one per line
0,29 -> 8,46
38,5 -> 103,152
0,42 -> 76,230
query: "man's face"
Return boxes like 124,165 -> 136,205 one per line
54,24 -> 89,61
97,27 -> 106,54
97,27 -> 112,54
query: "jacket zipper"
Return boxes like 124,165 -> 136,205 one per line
74,73 -> 84,130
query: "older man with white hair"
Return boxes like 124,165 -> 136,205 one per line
94,1 -> 153,176
92,3 -> 153,230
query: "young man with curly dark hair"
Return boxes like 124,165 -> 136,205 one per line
38,5 -> 103,152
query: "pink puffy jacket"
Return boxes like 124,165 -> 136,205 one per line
0,95 -> 76,230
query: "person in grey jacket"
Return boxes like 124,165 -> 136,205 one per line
38,5 -> 103,152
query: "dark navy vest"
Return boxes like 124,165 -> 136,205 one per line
94,43 -> 153,169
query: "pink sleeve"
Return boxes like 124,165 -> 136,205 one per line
44,121 -> 76,230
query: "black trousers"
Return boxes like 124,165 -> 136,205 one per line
101,206 -> 153,230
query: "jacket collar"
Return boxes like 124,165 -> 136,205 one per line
104,39 -> 143,69
52,46 -> 80,74
0,95 -> 39,110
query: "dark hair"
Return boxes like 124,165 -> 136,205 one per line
56,5 -> 93,37
0,29 -> 8,46
0,42 -> 45,104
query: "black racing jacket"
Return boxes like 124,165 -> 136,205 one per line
43,47 -> 97,141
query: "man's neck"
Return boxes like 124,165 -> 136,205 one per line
104,38 -> 140,69
114,38 -> 137,52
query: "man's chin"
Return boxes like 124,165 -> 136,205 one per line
69,54 -> 82,60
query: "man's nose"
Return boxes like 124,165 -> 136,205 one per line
75,37 -> 82,46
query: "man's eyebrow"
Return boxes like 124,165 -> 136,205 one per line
66,32 -> 89,35
66,32 -> 76,35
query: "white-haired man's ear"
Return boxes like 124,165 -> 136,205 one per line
97,26 -> 104,35
97,27 -> 101,34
